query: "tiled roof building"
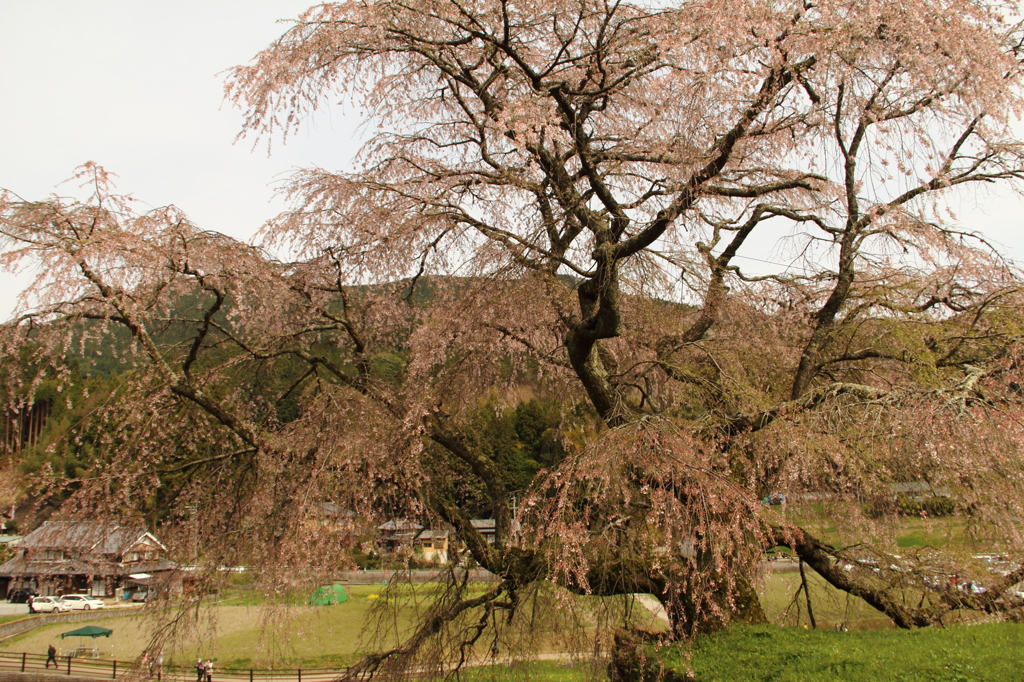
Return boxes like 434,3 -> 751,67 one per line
0,520 -> 178,600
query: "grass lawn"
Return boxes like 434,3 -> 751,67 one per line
760,570 -> 894,631
0,549 -> 1016,681
656,623 -> 1024,681
0,583 -> 629,673
453,660 -> 599,681
895,516 -> 968,549
0,586 -> 408,669
780,504 -> 1015,552
0,577 -> 942,669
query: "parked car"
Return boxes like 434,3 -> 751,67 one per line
29,596 -> 70,613
131,589 -> 150,602
7,588 -> 38,604
59,594 -> 106,610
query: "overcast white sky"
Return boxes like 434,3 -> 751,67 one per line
1,1 -> 1023,322
0,0 -> 360,319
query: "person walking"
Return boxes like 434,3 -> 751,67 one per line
155,651 -> 164,680
194,659 -> 204,682
46,644 -> 57,669
204,659 -> 213,682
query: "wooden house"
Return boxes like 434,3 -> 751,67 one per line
0,520 -> 178,600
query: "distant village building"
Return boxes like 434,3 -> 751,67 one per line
471,519 -> 497,544
376,519 -> 424,553
891,482 -> 952,500
376,519 -> 449,563
374,518 -> 514,563
305,503 -> 362,548
317,503 -> 358,531
415,530 -> 450,563
0,520 -> 179,600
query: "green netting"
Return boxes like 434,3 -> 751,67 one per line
308,584 -> 349,606
61,626 -> 113,639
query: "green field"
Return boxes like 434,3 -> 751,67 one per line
792,504 -> 1024,557
1,585 -> 418,668
655,624 -> 1024,681
1,574 -> 1018,681
453,661 -> 596,681
0,584 -> 633,671
761,570 -> 894,631
0,574 -> 930,668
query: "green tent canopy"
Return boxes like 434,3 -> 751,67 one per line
308,584 -> 348,606
61,626 -> 113,639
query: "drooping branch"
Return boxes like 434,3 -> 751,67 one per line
776,526 -> 938,628
340,580 -> 507,682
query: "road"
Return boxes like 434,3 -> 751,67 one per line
0,603 -> 30,616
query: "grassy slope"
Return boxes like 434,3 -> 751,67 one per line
0,584 -> 626,671
455,661 -> 597,681
761,571 -> 894,631
1,563 -> 1018,681
658,624 -> 1024,682
0,586 -> 402,668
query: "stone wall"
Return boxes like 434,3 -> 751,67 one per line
0,610 -> 141,642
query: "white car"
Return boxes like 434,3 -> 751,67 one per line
59,594 -> 106,610
30,596 -> 70,613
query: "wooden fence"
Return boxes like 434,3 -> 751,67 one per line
0,651 -> 351,682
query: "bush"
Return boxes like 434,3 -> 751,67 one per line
897,495 -> 956,517
921,496 -> 956,517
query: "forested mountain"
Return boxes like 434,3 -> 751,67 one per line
2,278 -> 584,529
